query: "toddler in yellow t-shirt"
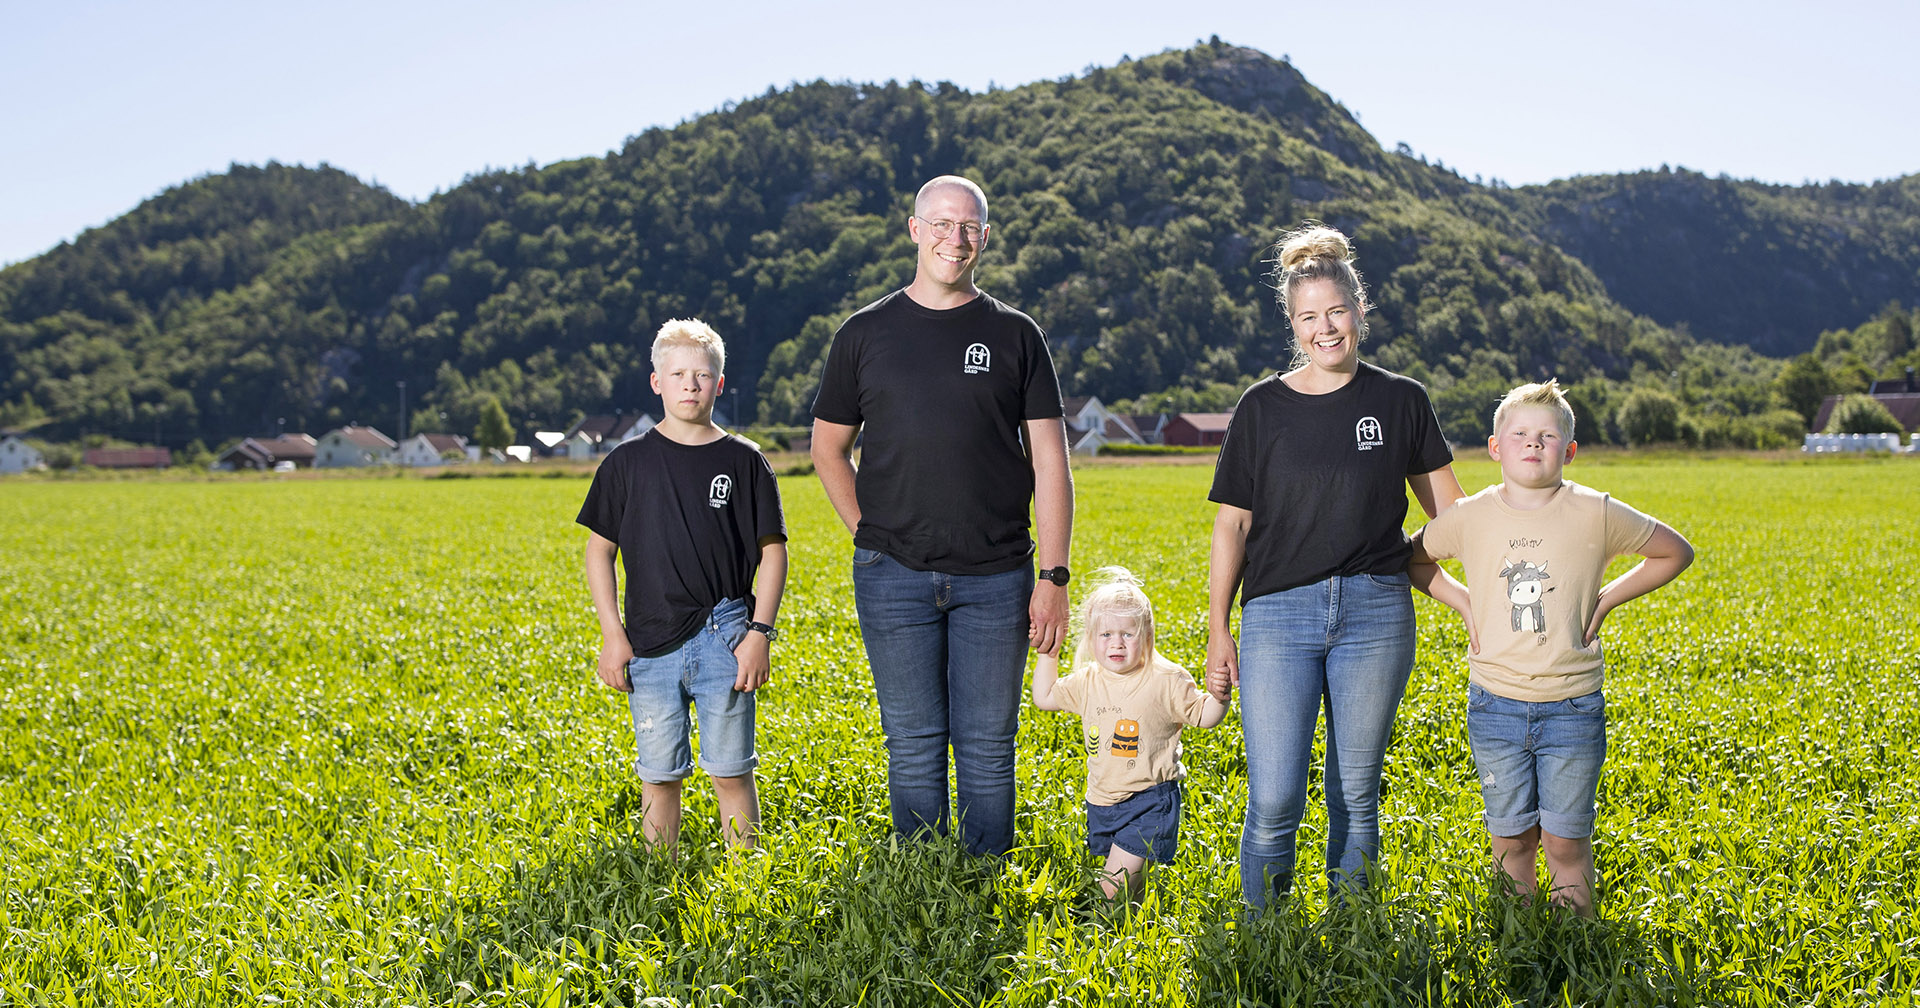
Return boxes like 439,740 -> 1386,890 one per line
1032,567 -> 1229,906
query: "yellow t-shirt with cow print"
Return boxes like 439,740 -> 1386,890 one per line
1419,480 -> 1656,702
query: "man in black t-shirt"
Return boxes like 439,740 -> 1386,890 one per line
811,175 -> 1073,857
579,319 -> 787,852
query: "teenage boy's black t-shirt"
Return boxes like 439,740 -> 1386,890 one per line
811,289 -> 1064,575
576,429 -> 787,657
1209,363 -> 1453,603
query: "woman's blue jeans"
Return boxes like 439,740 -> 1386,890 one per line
1237,572 -> 1415,908
851,547 -> 1032,856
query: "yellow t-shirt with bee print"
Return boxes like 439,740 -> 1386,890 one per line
1052,656 -> 1213,805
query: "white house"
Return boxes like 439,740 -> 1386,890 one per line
565,413 -> 655,455
315,425 -> 398,467
1126,413 -> 1168,445
551,431 -> 598,460
1061,396 -> 1147,456
396,433 -> 468,467
0,435 -> 45,473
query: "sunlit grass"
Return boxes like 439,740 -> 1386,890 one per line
1,457 -> 1916,1005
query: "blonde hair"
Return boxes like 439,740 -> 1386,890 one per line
1069,566 -> 1160,673
1492,378 -> 1576,440
1272,222 -> 1371,366
651,318 -> 725,375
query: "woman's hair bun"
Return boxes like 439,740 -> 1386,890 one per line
1277,224 -> 1353,273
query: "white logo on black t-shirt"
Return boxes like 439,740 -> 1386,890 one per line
1355,416 -> 1384,451
963,343 -> 991,374
707,474 -> 733,508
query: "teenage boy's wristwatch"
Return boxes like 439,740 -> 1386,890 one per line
1038,566 -> 1071,587
747,621 -> 779,642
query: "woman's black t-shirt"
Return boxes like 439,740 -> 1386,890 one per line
1208,362 -> 1452,604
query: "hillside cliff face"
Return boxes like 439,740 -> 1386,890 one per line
1,41 -> 1914,449
1159,45 -> 1378,168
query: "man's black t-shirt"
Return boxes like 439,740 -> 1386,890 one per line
1209,363 -> 1453,604
575,429 -> 786,657
811,289 -> 1064,575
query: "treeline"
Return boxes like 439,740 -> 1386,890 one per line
3,41 -> 1917,453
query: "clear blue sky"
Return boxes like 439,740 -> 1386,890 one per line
4,0 -> 1916,267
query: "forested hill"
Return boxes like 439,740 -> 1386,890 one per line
1505,169 -> 1920,357
3,40 -> 1917,452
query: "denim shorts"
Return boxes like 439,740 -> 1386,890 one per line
624,597 -> 756,784
1465,682 -> 1605,839
1087,779 -> 1183,863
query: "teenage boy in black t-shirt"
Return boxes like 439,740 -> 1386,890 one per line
810,175 -> 1073,857
578,318 -> 787,851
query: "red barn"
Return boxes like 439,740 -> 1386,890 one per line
1161,412 -> 1233,447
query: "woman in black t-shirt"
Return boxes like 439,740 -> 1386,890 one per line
1205,224 -> 1463,910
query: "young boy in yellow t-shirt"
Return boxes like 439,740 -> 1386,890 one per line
1411,379 -> 1693,916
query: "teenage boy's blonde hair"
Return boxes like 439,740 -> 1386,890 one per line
1492,378 -> 1576,440
651,318 -> 726,375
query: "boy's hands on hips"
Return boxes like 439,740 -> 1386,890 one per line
1456,602 -> 1480,655
733,631 -> 771,692
597,636 -> 635,692
1583,597 -> 1614,646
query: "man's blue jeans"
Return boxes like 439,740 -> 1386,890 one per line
1236,572 -> 1416,908
852,547 -> 1032,856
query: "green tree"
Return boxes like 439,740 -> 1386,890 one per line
475,396 -> 514,453
1615,388 -> 1683,445
1773,353 -> 1837,427
180,439 -> 212,468
1823,394 -> 1903,434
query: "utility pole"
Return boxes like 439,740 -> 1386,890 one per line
397,381 -> 407,440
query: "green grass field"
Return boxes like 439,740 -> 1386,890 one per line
3,456 -> 1917,1006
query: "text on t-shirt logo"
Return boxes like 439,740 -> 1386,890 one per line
707,474 -> 733,509
963,342 -> 992,374
1355,416 -> 1385,451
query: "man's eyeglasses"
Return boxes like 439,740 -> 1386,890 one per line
914,216 -> 987,241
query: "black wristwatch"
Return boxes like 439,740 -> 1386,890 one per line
1038,566 -> 1071,587
747,621 -> 779,643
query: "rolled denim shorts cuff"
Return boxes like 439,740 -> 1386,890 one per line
696,753 -> 758,780
634,757 -> 697,785
1536,809 -> 1596,840
1482,809 -> 1543,838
